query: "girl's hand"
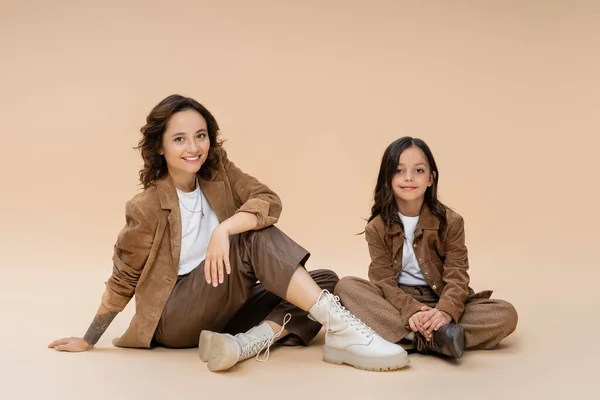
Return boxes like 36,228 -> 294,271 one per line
420,308 -> 452,339
48,337 -> 93,352
408,305 -> 432,334
205,225 -> 231,287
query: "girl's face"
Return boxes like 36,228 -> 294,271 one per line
159,109 -> 211,178
391,146 -> 435,206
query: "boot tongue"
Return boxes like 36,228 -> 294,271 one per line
235,332 -> 254,347
237,322 -> 275,346
317,294 -> 331,306
235,323 -> 279,362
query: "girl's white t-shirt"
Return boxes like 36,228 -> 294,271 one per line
398,212 -> 428,286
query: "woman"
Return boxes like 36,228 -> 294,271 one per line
48,94 -> 409,372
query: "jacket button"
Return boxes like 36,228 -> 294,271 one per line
432,285 -> 437,290
424,272 -> 428,275
413,243 -> 417,248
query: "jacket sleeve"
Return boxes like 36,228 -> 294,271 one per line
366,223 -> 426,323
101,200 -> 154,312
435,215 -> 471,323
220,148 -> 282,230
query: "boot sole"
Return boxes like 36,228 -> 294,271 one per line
203,333 -> 240,372
198,331 -> 216,362
323,346 -> 410,372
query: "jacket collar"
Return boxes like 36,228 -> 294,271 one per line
155,174 -> 178,210
154,169 -> 219,211
386,204 -> 440,236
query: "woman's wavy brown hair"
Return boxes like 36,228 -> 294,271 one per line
136,94 -> 223,188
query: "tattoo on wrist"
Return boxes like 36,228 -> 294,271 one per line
83,311 -> 117,345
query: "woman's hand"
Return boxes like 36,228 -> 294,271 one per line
420,308 -> 452,339
48,306 -> 117,352
205,224 -> 231,287
48,337 -> 94,352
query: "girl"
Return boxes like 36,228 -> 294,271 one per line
334,137 -> 518,358
48,94 -> 409,372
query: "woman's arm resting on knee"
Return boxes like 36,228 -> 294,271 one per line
219,211 -> 259,236
205,211 -> 258,286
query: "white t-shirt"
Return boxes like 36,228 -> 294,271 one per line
176,184 -> 220,275
398,212 -> 428,286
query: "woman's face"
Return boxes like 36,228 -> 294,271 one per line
159,109 -> 211,177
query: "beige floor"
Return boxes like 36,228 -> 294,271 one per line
3,256 -> 597,400
1,0 -> 599,399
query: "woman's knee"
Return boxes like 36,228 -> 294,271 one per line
242,225 -> 282,242
309,268 -> 340,291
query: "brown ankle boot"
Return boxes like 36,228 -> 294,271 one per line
415,324 -> 465,358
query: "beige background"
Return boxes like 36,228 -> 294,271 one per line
1,0 -> 598,399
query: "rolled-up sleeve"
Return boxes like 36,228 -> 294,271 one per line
220,148 -> 282,230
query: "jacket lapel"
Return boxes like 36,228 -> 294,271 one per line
167,208 -> 182,270
155,175 -> 182,269
154,171 -> 230,269
414,205 -> 440,238
198,175 -> 229,223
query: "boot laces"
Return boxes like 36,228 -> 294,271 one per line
239,313 -> 292,363
317,290 -> 375,338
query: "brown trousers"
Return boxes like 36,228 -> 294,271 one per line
153,226 -> 339,348
334,277 -> 518,350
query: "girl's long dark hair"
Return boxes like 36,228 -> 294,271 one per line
368,136 -> 447,234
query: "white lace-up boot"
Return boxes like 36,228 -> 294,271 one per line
308,290 -> 409,371
199,314 -> 291,372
